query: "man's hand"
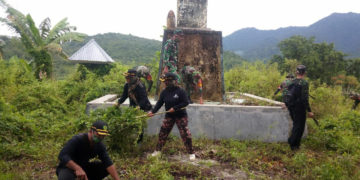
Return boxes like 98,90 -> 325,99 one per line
114,102 -> 119,107
168,108 -> 175,113
66,160 -> 88,180
280,103 -> 287,109
308,112 -> 314,118
75,168 -> 88,180
147,112 -> 154,117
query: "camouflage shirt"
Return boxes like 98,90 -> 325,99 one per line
163,39 -> 178,63
134,66 -> 153,92
181,66 -> 202,93
280,79 -> 293,99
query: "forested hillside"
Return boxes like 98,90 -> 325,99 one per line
224,12 -> 360,60
62,33 -> 162,64
1,33 -> 245,78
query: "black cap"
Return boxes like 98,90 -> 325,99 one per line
296,65 -> 306,75
123,69 -> 137,77
160,72 -> 177,82
91,120 -> 110,136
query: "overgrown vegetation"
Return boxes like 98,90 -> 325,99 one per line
1,52 -> 360,179
1,3 -> 360,177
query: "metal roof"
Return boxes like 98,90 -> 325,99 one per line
68,39 -> 114,64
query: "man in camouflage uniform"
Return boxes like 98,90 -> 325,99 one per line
274,73 -> 294,106
350,93 -> 360,110
148,72 -> 195,160
162,29 -> 183,82
286,65 -> 314,151
181,63 -> 203,104
134,65 -> 153,93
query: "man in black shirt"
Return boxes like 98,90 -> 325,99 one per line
287,65 -> 314,151
116,69 -> 152,143
56,121 -> 120,180
148,72 -> 195,160
116,69 -> 152,111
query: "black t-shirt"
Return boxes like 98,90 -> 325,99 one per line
152,86 -> 189,118
118,83 -> 152,111
57,133 -> 113,170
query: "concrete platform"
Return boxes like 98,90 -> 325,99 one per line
86,94 -> 304,142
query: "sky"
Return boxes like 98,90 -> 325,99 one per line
1,0 -> 360,41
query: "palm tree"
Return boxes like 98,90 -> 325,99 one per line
0,0 -> 85,79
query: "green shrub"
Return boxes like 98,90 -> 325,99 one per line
0,97 -> 34,143
90,106 -> 147,153
225,62 -> 282,98
310,84 -> 347,119
313,162 -> 344,180
308,111 -> 360,153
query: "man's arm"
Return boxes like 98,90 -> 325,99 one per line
106,164 -> 120,180
302,81 -> 313,118
117,84 -> 129,105
274,83 -> 284,96
59,135 -> 87,179
273,87 -> 281,96
66,160 -> 88,180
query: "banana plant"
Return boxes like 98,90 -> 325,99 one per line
0,0 -> 86,79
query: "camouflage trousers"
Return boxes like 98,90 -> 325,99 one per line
163,61 -> 181,83
156,116 -> 194,154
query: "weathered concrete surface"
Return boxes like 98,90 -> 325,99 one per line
86,94 -> 305,142
177,0 -> 207,28
157,29 -> 224,102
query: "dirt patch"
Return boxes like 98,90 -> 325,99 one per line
168,154 -> 248,179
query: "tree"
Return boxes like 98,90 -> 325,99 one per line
271,35 -> 346,84
0,38 -> 5,59
346,58 -> 360,80
0,0 -> 85,79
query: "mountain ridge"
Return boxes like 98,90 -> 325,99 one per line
223,12 -> 360,60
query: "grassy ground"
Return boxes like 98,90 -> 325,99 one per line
1,126 -> 359,180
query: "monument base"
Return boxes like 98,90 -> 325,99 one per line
86,94 -> 307,142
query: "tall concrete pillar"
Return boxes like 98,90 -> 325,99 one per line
177,0 -> 207,28
157,0 -> 224,102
